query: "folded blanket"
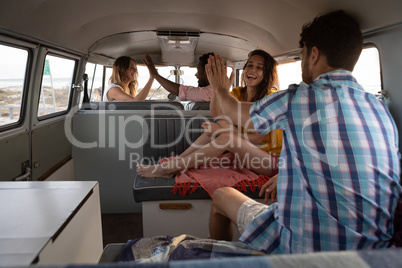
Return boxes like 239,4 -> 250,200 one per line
163,153 -> 274,197
119,234 -> 266,264
118,235 -> 402,266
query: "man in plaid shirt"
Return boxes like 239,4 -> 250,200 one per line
206,10 -> 401,253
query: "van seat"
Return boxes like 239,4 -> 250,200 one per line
133,175 -> 210,202
133,114 -> 263,203
83,101 -> 184,110
185,101 -> 210,110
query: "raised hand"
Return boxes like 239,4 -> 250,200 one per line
142,54 -> 158,77
205,54 -> 234,92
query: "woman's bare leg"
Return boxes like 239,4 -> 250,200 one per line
212,118 -> 277,176
136,132 -> 230,178
207,129 -> 277,177
180,119 -> 235,157
179,131 -> 213,158
227,137 -> 277,177
136,128 -> 276,178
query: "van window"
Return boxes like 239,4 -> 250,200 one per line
105,67 -> 112,93
0,44 -> 28,127
38,55 -> 75,117
96,64 -> 234,101
180,66 -> 197,86
277,47 -> 382,94
139,65 -> 173,100
352,47 -> 381,95
180,66 -> 234,89
85,63 -> 172,101
85,62 -> 105,102
141,65 -> 233,99
277,61 -> 302,90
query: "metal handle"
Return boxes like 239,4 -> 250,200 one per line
14,167 -> 31,181
159,203 -> 192,210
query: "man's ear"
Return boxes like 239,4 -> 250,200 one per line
310,46 -> 320,66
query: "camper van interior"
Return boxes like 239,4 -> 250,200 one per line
0,0 -> 401,267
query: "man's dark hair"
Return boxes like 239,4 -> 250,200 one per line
199,52 -> 215,67
299,10 -> 363,71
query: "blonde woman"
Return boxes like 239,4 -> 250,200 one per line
103,56 -> 154,101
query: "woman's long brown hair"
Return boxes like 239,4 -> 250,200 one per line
241,49 -> 278,102
109,56 -> 138,96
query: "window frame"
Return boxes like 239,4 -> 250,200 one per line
85,62 -> 107,102
36,52 -> 78,121
0,41 -> 32,132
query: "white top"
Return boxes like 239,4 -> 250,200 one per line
103,83 -> 123,101
0,181 -> 98,266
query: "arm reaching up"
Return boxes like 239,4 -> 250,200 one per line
143,54 -> 180,96
206,54 -> 254,129
131,56 -> 156,101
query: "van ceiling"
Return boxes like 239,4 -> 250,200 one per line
1,0 -> 402,65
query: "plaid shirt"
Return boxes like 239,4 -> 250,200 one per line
242,70 -> 401,254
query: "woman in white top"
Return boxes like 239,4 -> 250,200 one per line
103,56 -> 154,101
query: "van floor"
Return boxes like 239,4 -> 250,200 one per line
101,213 -> 143,247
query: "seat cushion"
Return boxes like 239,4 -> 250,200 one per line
133,174 -> 210,202
133,174 -> 264,202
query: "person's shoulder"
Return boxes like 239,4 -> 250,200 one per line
108,82 -> 123,89
231,86 -> 243,98
255,87 -> 297,109
103,83 -> 124,101
264,85 -> 299,98
231,86 -> 242,92
314,70 -> 356,85
287,84 -> 301,91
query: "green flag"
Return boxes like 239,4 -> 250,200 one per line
43,59 -> 51,75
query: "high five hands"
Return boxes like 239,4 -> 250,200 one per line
142,54 -> 158,77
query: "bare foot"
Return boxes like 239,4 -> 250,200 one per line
136,164 -> 176,178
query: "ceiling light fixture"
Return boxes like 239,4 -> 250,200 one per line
157,31 -> 200,64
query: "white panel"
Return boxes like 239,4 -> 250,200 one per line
143,200 -> 211,238
0,181 -> 103,266
142,200 -> 242,240
37,184 -> 103,265
46,159 -> 75,181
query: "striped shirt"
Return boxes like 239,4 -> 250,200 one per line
241,70 -> 401,254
